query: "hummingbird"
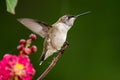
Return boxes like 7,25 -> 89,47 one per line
18,11 -> 91,65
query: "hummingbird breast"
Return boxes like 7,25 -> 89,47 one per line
52,31 -> 67,50
48,23 -> 68,50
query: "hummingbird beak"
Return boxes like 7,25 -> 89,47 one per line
75,11 -> 91,18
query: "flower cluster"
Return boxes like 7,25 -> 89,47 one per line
0,54 -> 35,80
17,34 -> 37,55
0,34 -> 37,80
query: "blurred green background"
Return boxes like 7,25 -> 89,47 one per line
0,0 -> 120,80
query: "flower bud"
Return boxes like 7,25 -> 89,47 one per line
23,48 -> 32,55
19,39 -> 26,45
31,45 -> 37,53
29,34 -> 36,41
17,45 -> 24,51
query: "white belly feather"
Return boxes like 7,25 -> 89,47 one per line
50,23 -> 69,50
52,31 -> 67,50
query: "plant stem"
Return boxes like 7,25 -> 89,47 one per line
37,42 -> 69,80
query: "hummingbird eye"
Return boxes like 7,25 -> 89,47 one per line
67,15 -> 74,20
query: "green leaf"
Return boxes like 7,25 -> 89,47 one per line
6,0 -> 18,14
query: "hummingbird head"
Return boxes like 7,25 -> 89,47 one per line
58,11 -> 91,27
58,15 -> 76,26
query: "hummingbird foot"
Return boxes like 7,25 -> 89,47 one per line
64,41 -> 69,46
59,49 -> 65,54
59,41 -> 69,54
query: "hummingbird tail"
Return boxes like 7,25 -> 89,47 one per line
39,53 -> 46,65
39,50 -> 56,65
39,61 -> 43,65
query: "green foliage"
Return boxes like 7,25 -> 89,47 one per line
6,0 -> 18,14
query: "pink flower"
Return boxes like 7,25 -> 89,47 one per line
0,54 -> 36,80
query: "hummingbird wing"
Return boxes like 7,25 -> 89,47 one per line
18,18 -> 52,38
